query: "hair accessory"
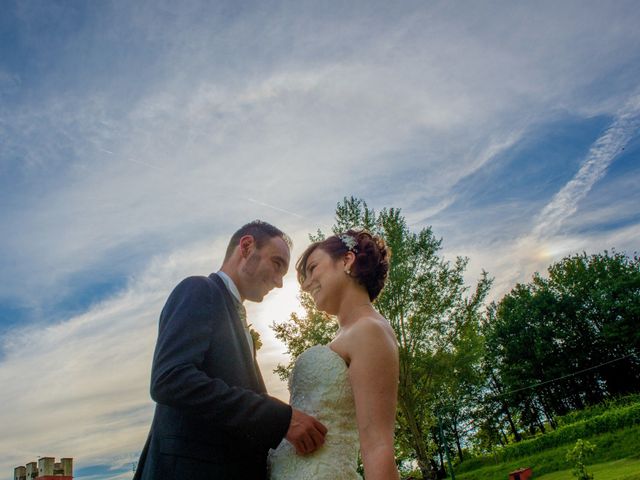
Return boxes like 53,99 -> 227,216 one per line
339,234 -> 358,252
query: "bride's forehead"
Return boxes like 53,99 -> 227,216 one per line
308,248 -> 332,263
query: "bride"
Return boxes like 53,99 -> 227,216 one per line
269,230 -> 400,479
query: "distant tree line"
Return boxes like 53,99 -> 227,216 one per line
272,197 -> 640,479
475,249 -> 640,451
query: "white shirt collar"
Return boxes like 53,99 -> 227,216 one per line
216,271 -> 242,304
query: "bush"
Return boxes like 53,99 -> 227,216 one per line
558,394 -> 640,427
566,439 -> 596,480
457,402 -> 640,472
455,425 -> 640,480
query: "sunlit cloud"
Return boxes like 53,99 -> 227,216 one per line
532,95 -> 640,239
1,1 -> 640,477
0,229 -> 314,475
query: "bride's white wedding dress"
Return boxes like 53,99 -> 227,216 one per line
269,345 -> 361,479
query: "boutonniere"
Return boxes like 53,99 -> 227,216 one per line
249,326 -> 263,352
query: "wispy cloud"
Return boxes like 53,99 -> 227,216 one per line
0,239 -> 221,474
2,1 -> 640,477
457,94 -> 640,297
532,95 -> 640,238
0,232 -> 308,476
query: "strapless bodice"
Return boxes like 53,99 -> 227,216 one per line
269,345 -> 361,479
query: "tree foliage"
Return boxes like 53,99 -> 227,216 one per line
566,439 -> 596,480
272,197 -> 492,478
480,250 -> 640,447
271,198 -> 640,471
272,292 -> 338,381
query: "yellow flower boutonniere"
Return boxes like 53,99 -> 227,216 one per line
249,326 -> 263,352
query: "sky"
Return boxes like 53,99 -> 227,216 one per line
1,0 -> 639,478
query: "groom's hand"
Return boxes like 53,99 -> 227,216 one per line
285,408 -> 328,455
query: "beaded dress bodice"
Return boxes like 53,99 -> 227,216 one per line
269,345 -> 361,479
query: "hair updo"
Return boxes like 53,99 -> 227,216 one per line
296,229 -> 391,301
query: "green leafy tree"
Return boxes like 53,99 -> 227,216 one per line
272,197 -> 492,479
272,292 -> 338,381
481,250 -> 640,441
545,251 -> 640,395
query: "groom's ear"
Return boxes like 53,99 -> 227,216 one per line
239,235 -> 256,258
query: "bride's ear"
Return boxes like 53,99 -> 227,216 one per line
343,251 -> 356,271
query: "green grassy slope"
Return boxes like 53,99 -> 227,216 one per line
454,425 -> 640,480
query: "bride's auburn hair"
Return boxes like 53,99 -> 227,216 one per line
296,229 -> 390,301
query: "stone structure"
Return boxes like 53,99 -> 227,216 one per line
14,457 -> 72,480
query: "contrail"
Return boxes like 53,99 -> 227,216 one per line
99,146 -> 302,219
122,157 -> 165,172
246,197 -> 304,218
531,94 -> 640,238
100,147 -> 165,171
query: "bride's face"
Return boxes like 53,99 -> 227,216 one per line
301,247 -> 346,314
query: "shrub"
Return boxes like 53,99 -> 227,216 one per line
558,394 -> 640,427
566,439 -> 596,480
457,402 -> 640,472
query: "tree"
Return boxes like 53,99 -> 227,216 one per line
272,197 -> 492,478
272,292 -> 337,381
481,250 -> 640,440
545,251 -> 640,395
566,439 -> 596,480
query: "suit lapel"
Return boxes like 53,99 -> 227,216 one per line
254,359 -> 267,393
208,274 -> 261,387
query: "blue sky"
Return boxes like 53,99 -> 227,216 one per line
1,1 -> 639,478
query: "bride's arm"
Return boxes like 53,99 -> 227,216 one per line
348,318 -> 400,480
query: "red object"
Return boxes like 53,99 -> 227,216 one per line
509,467 -> 533,480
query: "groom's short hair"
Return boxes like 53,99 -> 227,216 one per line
224,220 -> 292,262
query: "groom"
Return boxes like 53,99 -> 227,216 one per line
134,220 -> 327,479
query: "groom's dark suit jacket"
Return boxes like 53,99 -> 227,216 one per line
134,273 -> 292,480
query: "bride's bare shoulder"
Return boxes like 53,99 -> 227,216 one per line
345,314 -> 397,353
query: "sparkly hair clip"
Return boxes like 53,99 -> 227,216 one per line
339,234 -> 358,252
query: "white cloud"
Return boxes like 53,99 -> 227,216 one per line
2,1 -> 640,477
0,238 -> 225,475
446,97 -> 640,299
532,95 -> 640,238
0,229 -> 318,476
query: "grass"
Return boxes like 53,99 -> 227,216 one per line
453,425 -> 640,480
456,403 -> 640,472
536,457 -> 640,480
